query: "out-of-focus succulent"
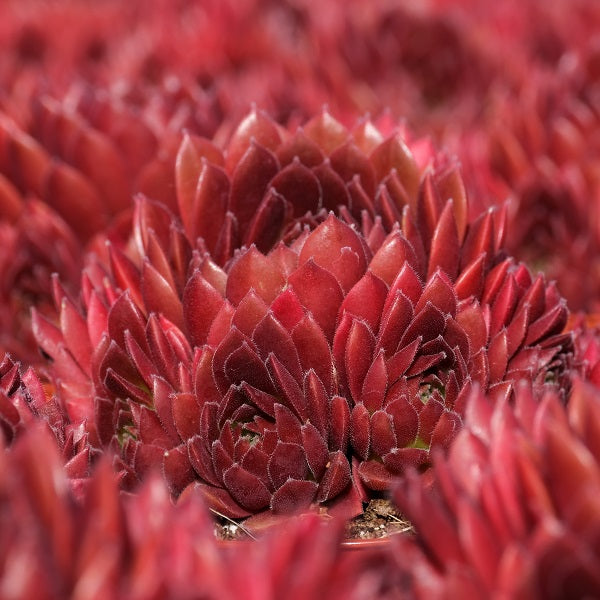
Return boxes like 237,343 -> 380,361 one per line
0,424 -> 390,600
391,379 -> 600,599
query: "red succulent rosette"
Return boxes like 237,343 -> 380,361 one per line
33,111 -> 572,521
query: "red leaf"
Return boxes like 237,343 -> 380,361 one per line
316,451 -> 351,502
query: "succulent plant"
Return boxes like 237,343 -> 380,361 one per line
0,423 -> 391,600
391,379 -> 600,598
31,110 -> 574,523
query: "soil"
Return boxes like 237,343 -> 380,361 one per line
213,499 -> 412,541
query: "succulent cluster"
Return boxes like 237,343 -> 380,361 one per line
1,0 -> 600,598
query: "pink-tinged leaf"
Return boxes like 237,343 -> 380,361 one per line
271,479 -> 318,514
163,446 -> 195,496
226,246 -> 286,305
400,302 -> 446,346
387,396 -> 420,447
361,351 -> 388,413
63,447 -> 90,479
455,254 -> 486,301
171,392 -> 201,442
461,209 -> 494,270
190,160 -> 229,251
270,288 -> 305,331
132,441 -> 163,479
304,370 -> 330,438
375,183 -> 404,231
416,397 -> 445,443
276,128 -> 324,167
481,258 -> 512,306
378,292 -> 414,355
146,314 -> 179,387
86,291 -> 109,350
330,142 -> 376,197
428,199 -> 460,280
457,498 -> 502,589
304,110 -> 348,154
393,470 -> 464,565
107,291 -> 148,352
348,176 -> 375,217
524,302 -> 568,346
240,382 -> 277,419
226,109 -> 283,172
415,270 -> 457,317
469,349 -> 490,389
229,141 -> 280,233
490,275 -> 518,336
444,318 -> 471,362
299,214 -> 368,293
383,447 -> 430,473
243,187 -> 290,253
312,160 -> 352,211
293,315 -> 334,394
137,404 -> 172,447
104,367 -> 150,410
416,174 -> 441,248
212,438 -> 235,479
436,165 -> 468,242
316,451 -> 351,502
430,411 -> 461,449
58,297 -> 92,374
274,403 -> 303,445
288,259 -> 344,341
124,331 -> 156,390
108,243 -> 143,309
488,330 -> 508,383
74,127 -> 130,215
268,441 -> 308,489
142,259 -> 184,332
267,353 -> 307,420
133,194 -> 173,256
194,482 -> 251,519
544,421 -> 600,524
270,158 -> 322,217
206,302 -> 234,348
353,117 -> 385,154
456,302 -> 488,353
7,127 -> 50,197
345,319 -> 376,404
357,460 -> 394,491
213,211 -> 239,266
351,403 -> 371,460
182,271 -> 225,348
43,161 -> 107,240
332,312 -> 353,392
370,135 -> 420,202
386,262 -> 423,313
211,329 -> 255,392
301,423 -> 329,480
253,313 -> 302,383
330,395 -> 351,453
232,290 -> 269,336
387,338 -> 421,382
240,445 -> 270,484
152,376 -> 180,445
339,271 -> 388,331
370,410 -> 398,458
516,275 -> 546,325
223,341 -> 273,393
369,230 -> 418,286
